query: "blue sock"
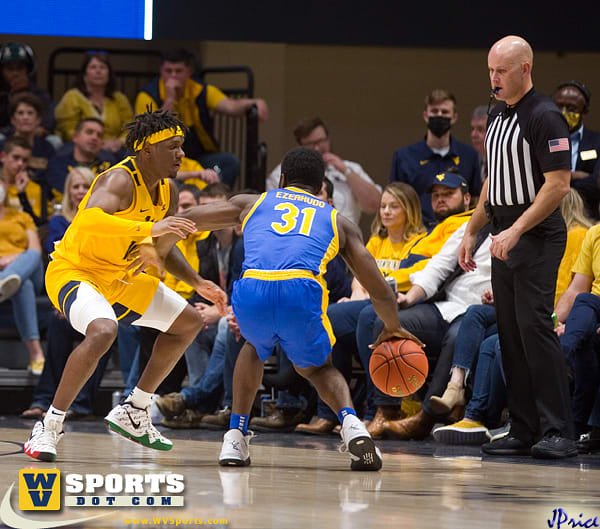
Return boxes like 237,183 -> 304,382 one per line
229,413 -> 249,434
337,407 -> 357,424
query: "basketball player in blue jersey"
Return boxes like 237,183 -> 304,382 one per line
149,147 -> 418,470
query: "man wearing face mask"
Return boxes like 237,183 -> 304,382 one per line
553,81 -> 600,220
390,89 -> 481,228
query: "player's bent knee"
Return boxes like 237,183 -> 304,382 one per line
85,318 -> 118,352
168,304 -> 203,336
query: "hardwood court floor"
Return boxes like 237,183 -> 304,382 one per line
0,417 -> 599,529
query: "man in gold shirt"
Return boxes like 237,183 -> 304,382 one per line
24,109 -> 227,462
136,48 -> 268,187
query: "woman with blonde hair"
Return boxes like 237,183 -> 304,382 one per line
556,188 -> 594,303
295,182 -> 426,434
45,167 -> 95,254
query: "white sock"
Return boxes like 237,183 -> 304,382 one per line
44,405 -> 65,431
128,387 -> 153,409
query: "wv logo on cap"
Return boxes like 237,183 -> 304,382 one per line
19,470 -> 60,511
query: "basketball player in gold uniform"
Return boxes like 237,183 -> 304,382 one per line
24,110 -> 227,462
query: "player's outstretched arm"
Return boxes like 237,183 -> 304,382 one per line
338,215 -> 423,347
154,193 -> 259,258
81,169 -> 196,238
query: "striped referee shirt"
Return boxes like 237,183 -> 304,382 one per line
485,88 -> 571,207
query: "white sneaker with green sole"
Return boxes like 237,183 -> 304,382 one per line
105,401 -> 172,451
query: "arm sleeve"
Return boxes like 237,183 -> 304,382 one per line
409,226 -> 465,298
77,207 -> 153,237
531,108 -> 572,173
54,90 -> 84,142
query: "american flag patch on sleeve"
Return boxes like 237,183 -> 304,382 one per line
548,138 -> 569,153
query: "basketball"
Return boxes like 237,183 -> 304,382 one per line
369,339 -> 428,397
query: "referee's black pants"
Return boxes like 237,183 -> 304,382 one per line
490,206 -> 574,443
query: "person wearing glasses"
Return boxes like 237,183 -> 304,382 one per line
267,117 -> 381,225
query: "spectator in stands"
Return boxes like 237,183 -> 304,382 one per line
0,92 -> 56,181
0,136 -> 50,226
0,175 -> 45,374
553,81 -> 600,220
369,219 -> 491,440
45,117 -> 115,202
267,117 -> 380,225
0,42 -> 56,137
136,48 -> 268,187
554,212 -> 600,447
390,89 -> 481,228
55,52 -> 133,156
21,167 -> 111,420
470,105 -> 488,181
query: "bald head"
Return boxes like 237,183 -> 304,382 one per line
488,35 -> 534,106
489,36 -> 533,68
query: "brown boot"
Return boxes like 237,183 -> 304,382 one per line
367,406 -> 404,439
383,409 -> 435,440
155,392 -> 186,419
250,407 -> 304,432
294,417 -> 336,435
161,409 -> 204,429
447,403 -> 465,424
428,382 -> 466,415
200,407 -> 232,429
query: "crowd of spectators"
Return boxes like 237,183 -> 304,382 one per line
2,39 -> 600,456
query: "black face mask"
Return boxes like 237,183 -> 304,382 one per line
427,116 -> 452,137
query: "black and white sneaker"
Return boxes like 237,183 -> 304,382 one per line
339,415 -> 382,471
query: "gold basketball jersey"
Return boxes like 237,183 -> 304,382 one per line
51,157 -> 171,285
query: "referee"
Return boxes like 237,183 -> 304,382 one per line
458,35 -> 576,458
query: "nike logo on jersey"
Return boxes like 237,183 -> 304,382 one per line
139,208 -> 149,213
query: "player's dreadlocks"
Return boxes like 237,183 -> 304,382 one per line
123,107 -> 187,152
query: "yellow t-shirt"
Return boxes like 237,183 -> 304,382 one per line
572,223 -> 600,296
55,88 -> 134,142
555,224 -> 588,304
366,232 -> 426,281
0,208 -> 35,257
163,231 -> 211,299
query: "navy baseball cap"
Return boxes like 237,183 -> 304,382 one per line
426,172 -> 469,193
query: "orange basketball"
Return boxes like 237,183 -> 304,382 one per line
369,339 -> 428,397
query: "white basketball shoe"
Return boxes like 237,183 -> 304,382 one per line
218,428 -> 255,466
24,420 -> 64,462
105,401 -> 172,451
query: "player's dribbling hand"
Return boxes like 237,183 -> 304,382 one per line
151,217 -> 197,238
371,326 -> 425,350
126,244 -> 166,278
194,279 -> 228,315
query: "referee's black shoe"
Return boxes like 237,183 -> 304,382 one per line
481,435 -> 531,456
531,431 -> 577,459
